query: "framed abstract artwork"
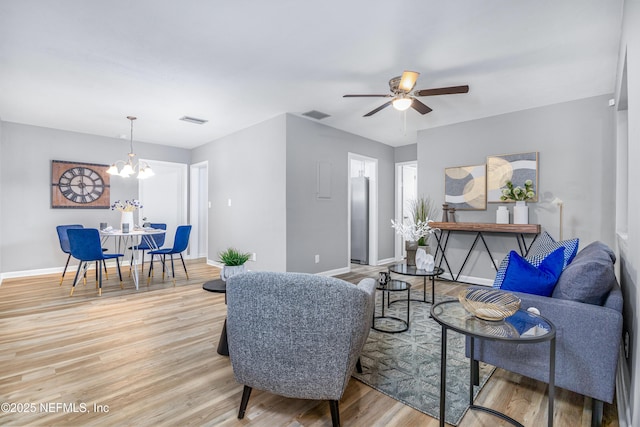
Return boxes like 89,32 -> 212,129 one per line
444,164 -> 486,210
487,152 -> 538,202
51,160 -> 111,208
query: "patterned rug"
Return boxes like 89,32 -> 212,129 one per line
352,287 -> 495,426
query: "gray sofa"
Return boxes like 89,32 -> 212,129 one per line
468,241 -> 623,426
225,271 -> 376,427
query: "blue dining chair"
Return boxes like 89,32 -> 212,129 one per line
67,228 -> 124,296
56,224 -> 109,285
147,225 -> 192,285
128,223 -> 167,275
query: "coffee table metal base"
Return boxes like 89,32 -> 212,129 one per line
372,280 -> 410,333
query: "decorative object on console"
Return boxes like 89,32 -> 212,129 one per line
458,288 -> 521,321
106,116 -> 155,179
487,151 -> 538,203
513,200 -> 528,224
444,164 -> 487,210
448,207 -> 457,222
51,160 -> 111,208
218,247 -> 251,282
496,206 -> 509,224
441,203 -> 449,222
499,179 -> 536,224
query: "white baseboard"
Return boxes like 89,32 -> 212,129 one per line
376,257 -> 396,265
438,272 -> 494,287
616,348 -> 632,427
318,266 -> 351,277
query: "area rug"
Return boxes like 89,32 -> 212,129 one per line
352,288 -> 495,426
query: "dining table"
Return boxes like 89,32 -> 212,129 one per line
99,227 -> 167,289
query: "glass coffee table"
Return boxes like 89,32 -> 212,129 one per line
431,300 -> 556,427
373,279 -> 411,333
388,263 -> 444,304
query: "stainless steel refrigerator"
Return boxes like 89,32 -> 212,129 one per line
350,176 -> 369,264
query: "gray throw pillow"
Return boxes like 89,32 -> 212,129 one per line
552,241 -> 616,305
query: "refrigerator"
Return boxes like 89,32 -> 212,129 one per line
350,176 -> 369,264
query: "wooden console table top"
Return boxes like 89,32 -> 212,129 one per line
429,222 -> 541,234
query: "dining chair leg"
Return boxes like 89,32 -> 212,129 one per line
70,262 -> 83,296
103,259 -> 109,280
179,253 -> 189,279
115,258 -> 123,289
162,254 -> 167,280
141,249 -> 146,276
147,254 -> 154,285
95,261 -> 100,289
60,254 -> 71,286
170,254 -> 176,286
98,260 -> 103,296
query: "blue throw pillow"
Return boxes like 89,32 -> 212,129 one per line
527,231 -> 579,269
499,247 -> 565,296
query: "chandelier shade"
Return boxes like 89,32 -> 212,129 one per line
107,116 -> 154,179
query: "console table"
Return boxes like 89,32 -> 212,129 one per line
429,222 -> 541,282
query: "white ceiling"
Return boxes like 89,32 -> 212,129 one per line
0,1 -> 624,149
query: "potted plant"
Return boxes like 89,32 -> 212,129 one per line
218,247 -> 251,281
500,180 -> 536,224
391,196 -> 438,266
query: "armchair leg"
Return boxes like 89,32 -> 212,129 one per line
356,358 -> 363,373
329,400 -> 340,427
238,385 -> 252,419
592,399 -> 603,427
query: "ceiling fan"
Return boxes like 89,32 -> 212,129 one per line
343,71 -> 469,117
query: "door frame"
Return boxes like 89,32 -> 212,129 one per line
395,161 -> 418,261
189,161 -> 209,260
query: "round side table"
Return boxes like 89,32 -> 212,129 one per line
202,279 -> 229,356
372,279 -> 411,333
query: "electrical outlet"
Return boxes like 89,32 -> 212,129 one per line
250,253 -> 256,262
315,254 -> 320,264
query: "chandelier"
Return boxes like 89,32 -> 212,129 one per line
107,116 -> 155,179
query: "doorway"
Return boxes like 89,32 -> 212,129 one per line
348,153 -> 378,267
189,161 -> 209,260
395,161 -> 417,261
138,159 -> 188,250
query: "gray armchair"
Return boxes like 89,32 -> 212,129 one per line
225,271 -> 376,427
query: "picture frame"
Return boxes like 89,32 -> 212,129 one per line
51,160 -> 111,208
444,164 -> 487,210
487,152 -> 538,203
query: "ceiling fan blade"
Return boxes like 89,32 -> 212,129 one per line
398,71 -> 420,92
411,99 -> 433,115
364,101 -> 393,117
414,85 -> 469,97
343,94 -> 392,98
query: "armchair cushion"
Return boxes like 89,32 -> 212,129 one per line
226,271 -> 376,402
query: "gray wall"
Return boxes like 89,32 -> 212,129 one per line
616,0 -> 639,424
394,143 -> 417,163
0,119 -> 3,281
0,122 -> 190,274
285,114 -> 395,273
191,115 -> 287,272
417,94 -> 616,283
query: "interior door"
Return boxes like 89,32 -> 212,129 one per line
138,160 -> 188,250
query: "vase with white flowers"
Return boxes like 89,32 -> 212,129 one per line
391,196 -> 438,266
500,180 -> 535,224
111,199 -> 142,231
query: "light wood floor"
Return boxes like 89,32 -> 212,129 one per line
0,260 -> 618,426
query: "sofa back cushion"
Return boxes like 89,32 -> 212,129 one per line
552,241 -> 617,305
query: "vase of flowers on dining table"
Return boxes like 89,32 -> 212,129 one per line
111,199 -> 142,231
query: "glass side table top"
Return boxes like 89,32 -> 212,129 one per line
431,300 -> 555,342
377,279 -> 410,291
388,263 -> 445,277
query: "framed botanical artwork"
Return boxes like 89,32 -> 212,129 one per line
487,152 -> 538,202
51,160 -> 111,208
444,164 -> 486,210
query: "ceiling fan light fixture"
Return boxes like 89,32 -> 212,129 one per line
392,97 -> 412,111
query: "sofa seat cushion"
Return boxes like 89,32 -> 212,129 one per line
498,247 -> 565,296
552,241 -> 617,305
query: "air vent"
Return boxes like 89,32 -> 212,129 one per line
302,110 -> 330,120
180,116 -> 208,125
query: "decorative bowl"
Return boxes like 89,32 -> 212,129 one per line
458,288 -> 521,321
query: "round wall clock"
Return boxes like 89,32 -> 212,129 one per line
51,160 -> 111,208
